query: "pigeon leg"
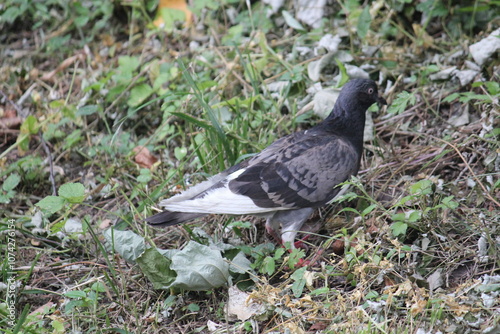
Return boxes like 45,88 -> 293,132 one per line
265,213 -> 282,244
271,208 -> 314,249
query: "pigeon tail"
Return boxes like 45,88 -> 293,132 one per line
146,210 -> 207,227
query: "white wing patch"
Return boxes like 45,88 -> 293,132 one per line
159,168 -> 286,215
163,186 -> 278,214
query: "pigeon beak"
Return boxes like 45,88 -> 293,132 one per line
377,95 -> 387,106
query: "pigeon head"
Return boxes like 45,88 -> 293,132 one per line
337,78 -> 387,111
322,79 -> 386,142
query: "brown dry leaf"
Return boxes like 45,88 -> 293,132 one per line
443,295 -> 472,316
133,146 -> 159,168
0,107 -> 22,129
284,322 -> 306,334
384,275 -> 396,287
154,0 -> 193,28
330,237 -> 359,255
331,238 -> 346,255
100,33 -> 116,47
248,283 -> 281,306
365,217 -> 379,235
410,298 -> 427,316
226,286 -> 266,321
309,321 -> 329,331
392,280 -> 413,296
412,24 -> 435,51
99,219 -> 112,230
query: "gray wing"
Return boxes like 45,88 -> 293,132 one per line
228,131 -> 361,208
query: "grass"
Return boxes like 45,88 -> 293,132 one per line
1,0 -> 499,333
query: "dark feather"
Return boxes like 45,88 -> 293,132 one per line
146,211 -> 207,227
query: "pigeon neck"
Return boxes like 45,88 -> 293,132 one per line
320,102 -> 367,148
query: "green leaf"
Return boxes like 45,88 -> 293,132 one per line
1,7 -> 22,24
357,6 -> 372,39
387,91 -> 416,114
43,123 -> 66,141
409,179 -> 434,195
332,191 -> 359,203
361,204 -> 377,217
282,10 -> 306,31
197,80 -> 217,91
396,195 -> 414,206
365,290 -> 379,300
335,59 -> 349,86
137,169 -> 153,184
167,241 -> 230,291
216,95 -> 260,110
51,319 -> 65,332
458,92 -> 492,104
391,212 -> 407,222
128,83 -> 154,107
64,299 -> 85,313
227,221 -> 252,230
91,282 -> 106,292
187,303 -> 200,312
439,196 -> 459,209
17,115 -> 40,152
3,174 -> 21,191
407,210 -> 422,223
416,0 -> 447,17
118,56 -> 141,72
137,247 -> 177,289
104,229 -> 148,263
483,81 -> 499,95
74,15 -> 89,27
287,248 -> 305,268
174,147 -> 188,161
59,183 -> 86,203
274,247 -> 286,260
391,221 -> 408,237
49,100 -> 65,109
64,291 -> 87,299
291,267 -> 307,298
0,191 -> 15,204
228,251 -> 252,274
36,196 -> 66,215
310,287 -> 330,296
158,8 -> 186,32
261,256 -> 276,276
443,92 -> 460,103
77,105 -> 99,116
63,130 -> 83,150
221,24 -> 244,45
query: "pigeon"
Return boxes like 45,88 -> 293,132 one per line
147,79 -> 386,247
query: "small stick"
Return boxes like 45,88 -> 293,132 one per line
39,132 -> 57,196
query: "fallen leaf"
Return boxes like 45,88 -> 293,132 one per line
309,321 -> 329,331
410,298 -> 427,316
133,146 -> 159,168
226,286 -> 266,321
154,0 -> 193,28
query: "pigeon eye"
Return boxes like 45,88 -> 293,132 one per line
368,88 -> 374,94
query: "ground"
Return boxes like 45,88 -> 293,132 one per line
0,1 -> 499,333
